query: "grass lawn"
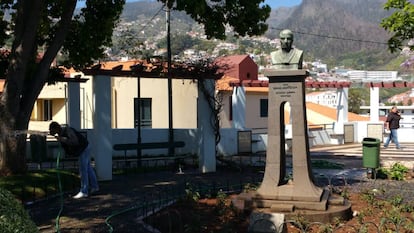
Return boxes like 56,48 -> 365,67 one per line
0,169 -> 79,203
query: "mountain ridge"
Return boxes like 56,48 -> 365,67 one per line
274,0 -> 391,60
118,0 -> 399,69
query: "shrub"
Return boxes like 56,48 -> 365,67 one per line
376,163 -> 409,180
0,188 -> 38,233
386,163 -> 409,181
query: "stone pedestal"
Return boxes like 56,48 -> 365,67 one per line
234,70 -> 351,222
256,70 -> 322,203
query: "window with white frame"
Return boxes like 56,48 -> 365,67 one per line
134,98 -> 152,128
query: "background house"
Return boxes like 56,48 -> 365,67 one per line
306,90 -> 339,108
28,60 -> 218,179
26,55 -> 395,164
29,60 -> 202,131
215,55 -> 269,130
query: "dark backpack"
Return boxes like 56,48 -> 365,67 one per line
60,127 -> 89,157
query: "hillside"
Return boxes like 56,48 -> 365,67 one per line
120,1 -> 198,35
116,0 -> 400,69
272,0 -> 395,67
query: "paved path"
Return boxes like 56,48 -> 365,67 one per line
311,142 -> 414,157
310,142 -> 414,169
28,143 -> 414,233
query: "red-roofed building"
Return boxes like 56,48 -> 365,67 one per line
215,55 -> 258,81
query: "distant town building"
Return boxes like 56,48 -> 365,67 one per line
346,70 -> 400,82
311,61 -> 328,73
306,90 -> 338,108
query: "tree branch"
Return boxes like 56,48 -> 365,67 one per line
19,0 -> 77,124
3,0 -> 43,120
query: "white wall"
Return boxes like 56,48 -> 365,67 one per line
112,77 -> 199,129
245,93 -> 268,129
111,128 -> 199,157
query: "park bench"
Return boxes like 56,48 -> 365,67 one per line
113,141 -> 186,168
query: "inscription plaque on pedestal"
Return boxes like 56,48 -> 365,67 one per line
238,130 -> 252,154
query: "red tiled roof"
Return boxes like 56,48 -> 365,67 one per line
98,60 -> 145,70
81,59 -> 220,79
216,76 -> 268,93
306,102 -> 370,122
0,79 -> 4,92
214,55 -> 251,67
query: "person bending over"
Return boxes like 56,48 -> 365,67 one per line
49,121 -> 99,199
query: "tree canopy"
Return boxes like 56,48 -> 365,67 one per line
161,0 -> 270,40
0,0 -> 271,175
381,0 -> 414,68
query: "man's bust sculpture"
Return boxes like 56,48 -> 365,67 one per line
270,29 -> 303,70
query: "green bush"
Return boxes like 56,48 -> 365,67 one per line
386,163 -> 409,181
0,188 -> 38,233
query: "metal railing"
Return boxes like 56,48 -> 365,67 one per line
104,175 -> 414,233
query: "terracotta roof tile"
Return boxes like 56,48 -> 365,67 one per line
0,79 -> 4,92
244,87 -> 268,93
216,75 -> 238,91
100,60 -> 144,70
306,102 -> 370,122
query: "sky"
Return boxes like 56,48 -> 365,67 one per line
77,0 -> 303,9
264,0 -> 302,8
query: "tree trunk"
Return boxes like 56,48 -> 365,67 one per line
0,1 -> 41,175
0,92 -> 30,174
0,132 -> 28,176
0,0 -> 75,175
0,0 -> 105,175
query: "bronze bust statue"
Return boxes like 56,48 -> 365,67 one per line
270,29 -> 303,70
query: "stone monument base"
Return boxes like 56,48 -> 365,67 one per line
232,189 -> 352,223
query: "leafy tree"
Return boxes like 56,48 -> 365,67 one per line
0,0 -> 270,175
157,33 -> 199,56
381,0 -> 414,68
0,0 -> 125,175
218,49 -> 230,56
194,40 -> 218,54
349,88 -> 370,114
111,28 -> 145,59
171,0 -> 270,39
381,0 -> 414,52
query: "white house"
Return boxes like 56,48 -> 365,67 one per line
28,59 -> 219,180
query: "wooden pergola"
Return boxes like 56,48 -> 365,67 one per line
79,61 -> 220,158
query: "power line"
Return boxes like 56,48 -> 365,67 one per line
137,5 -> 164,33
270,27 -> 389,46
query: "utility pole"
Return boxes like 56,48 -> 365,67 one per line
136,78 -> 142,166
166,4 -> 174,156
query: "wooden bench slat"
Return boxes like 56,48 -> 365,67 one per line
113,141 -> 185,150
